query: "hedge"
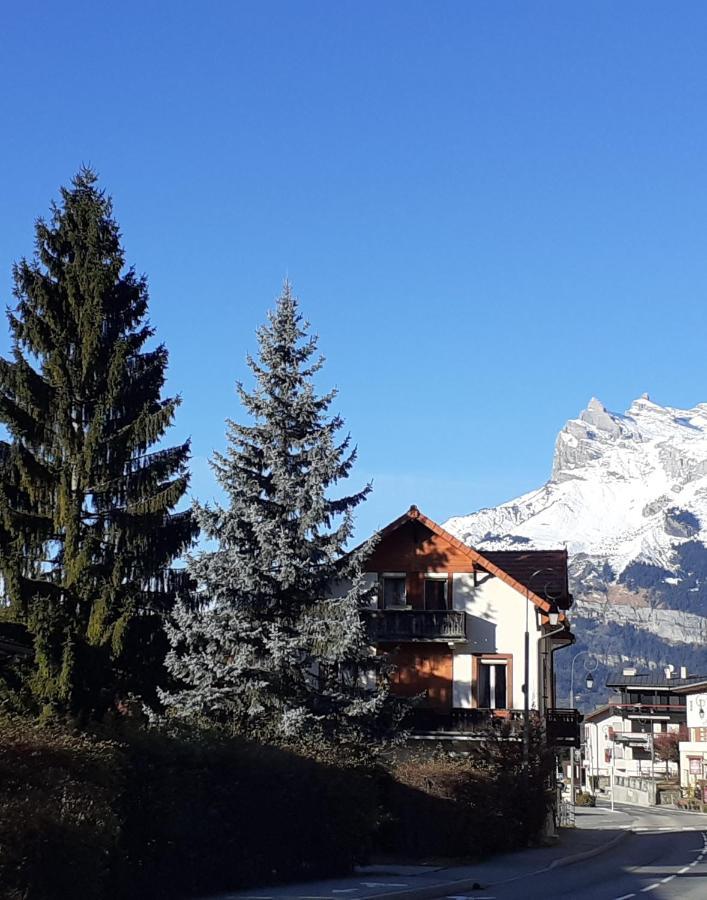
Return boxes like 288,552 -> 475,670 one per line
0,716 -> 377,900
379,745 -> 553,859
0,717 -> 553,899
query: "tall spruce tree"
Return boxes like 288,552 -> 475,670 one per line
161,284 -> 400,747
0,169 -> 197,718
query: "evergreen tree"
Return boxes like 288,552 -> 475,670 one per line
162,284 -> 400,748
0,169 -> 197,718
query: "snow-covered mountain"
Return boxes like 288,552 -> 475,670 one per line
444,396 -> 707,679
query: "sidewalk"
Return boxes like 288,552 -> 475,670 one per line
208,806 -> 634,900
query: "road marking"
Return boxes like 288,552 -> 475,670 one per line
640,886 -> 659,893
613,894 -> 635,899
679,866 -> 690,873
661,875 -> 675,883
360,884 -> 408,889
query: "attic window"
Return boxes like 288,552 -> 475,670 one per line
382,575 -> 407,608
424,575 -> 448,610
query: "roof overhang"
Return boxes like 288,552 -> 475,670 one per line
363,505 -> 569,616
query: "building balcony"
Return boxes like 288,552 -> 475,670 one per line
410,708 -> 525,736
405,708 -> 581,744
363,609 -> 466,643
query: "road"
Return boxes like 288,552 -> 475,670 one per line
222,803 -> 707,900
484,802 -> 707,900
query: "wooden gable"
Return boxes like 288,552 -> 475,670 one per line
365,518 -> 474,574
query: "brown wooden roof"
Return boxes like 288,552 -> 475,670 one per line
482,549 -> 571,607
370,506 -> 572,616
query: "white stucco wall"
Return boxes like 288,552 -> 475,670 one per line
585,713 -> 680,780
584,713 -> 624,779
679,742 -> 707,788
686,691 -> 707,730
451,571 -> 542,710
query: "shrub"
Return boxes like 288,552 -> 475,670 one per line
380,736 -> 553,859
0,715 -> 124,900
574,791 -> 596,807
0,715 -> 555,898
0,716 -> 379,900
116,726 -> 379,898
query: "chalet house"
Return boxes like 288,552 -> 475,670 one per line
352,505 -> 578,742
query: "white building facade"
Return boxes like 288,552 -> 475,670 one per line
675,682 -> 707,791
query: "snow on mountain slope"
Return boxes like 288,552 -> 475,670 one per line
444,396 -> 707,668
445,395 -> 707,578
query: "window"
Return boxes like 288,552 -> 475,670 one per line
424,576 -> 448,610
382,575 -> 407,608
478,659 -> 508,710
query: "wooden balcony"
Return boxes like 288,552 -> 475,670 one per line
411,708 -> 525,735
409,708 -> 581,744
363,609 -> 466,643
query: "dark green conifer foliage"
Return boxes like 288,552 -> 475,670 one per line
0,170 -> 197,717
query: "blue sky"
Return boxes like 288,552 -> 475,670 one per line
3,1 -> 707,539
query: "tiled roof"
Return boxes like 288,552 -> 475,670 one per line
482,549 -> 571,605
583,704 -> 618,722
606,672 -> 707,691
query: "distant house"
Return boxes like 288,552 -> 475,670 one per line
672,679 -> 707,792
583,668 -> 704,785
349,505 -> 578,743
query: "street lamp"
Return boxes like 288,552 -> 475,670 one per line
569,650 -> 597,805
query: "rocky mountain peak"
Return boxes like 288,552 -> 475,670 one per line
443,395 -> 707,676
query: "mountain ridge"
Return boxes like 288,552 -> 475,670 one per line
443,396 -> 707,703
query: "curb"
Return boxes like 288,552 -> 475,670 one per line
288,831 -> 634,900
547,828 -> 630,870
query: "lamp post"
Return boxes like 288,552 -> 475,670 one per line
569,650 -> 596,805
523,568 -> 564,771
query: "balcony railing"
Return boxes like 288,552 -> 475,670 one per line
363,609 -> 466,643
409,707 -> 581,743
546,708 -> 582,748
411,708 -> 525,735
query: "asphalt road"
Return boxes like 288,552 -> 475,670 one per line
483,803 -> 707,900
222,803 -> 707,900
